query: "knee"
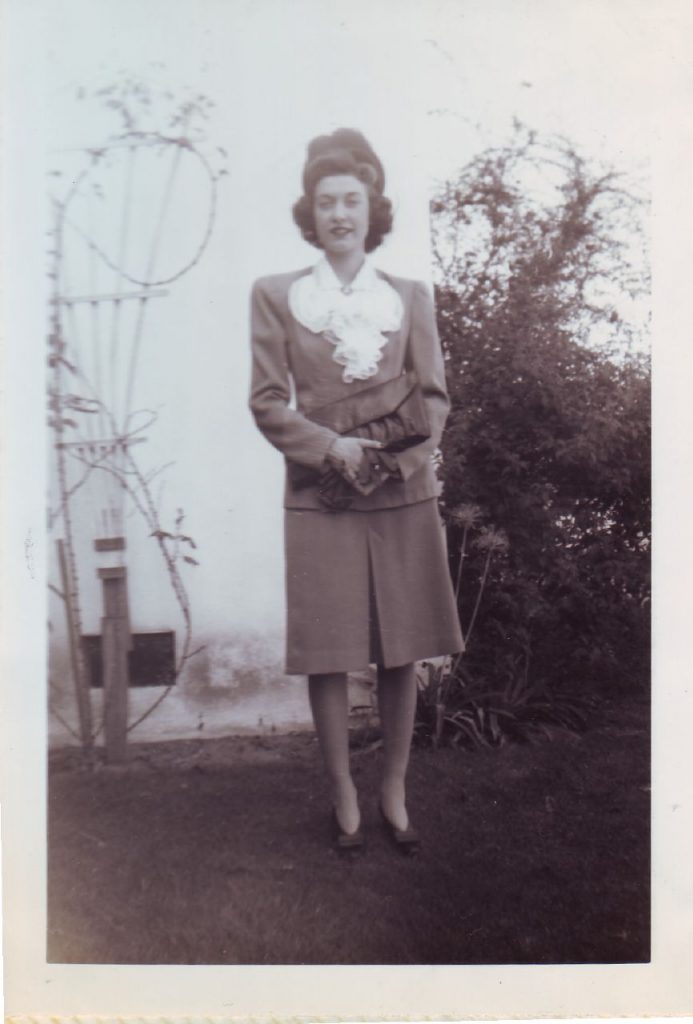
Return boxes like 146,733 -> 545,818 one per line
377,662 -> 415,681
308,671 -> 348,687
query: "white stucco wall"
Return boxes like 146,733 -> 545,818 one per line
46,1 -> 440,743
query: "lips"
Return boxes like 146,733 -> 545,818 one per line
331,227 -> 352,237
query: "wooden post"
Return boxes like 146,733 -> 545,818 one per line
56,538 -> 93,751
98,564 -> 130,762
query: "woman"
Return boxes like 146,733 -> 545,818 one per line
249,128 -> 463,854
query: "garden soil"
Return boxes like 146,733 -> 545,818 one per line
47,695 -> 649,964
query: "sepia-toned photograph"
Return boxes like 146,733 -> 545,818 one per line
3,0 -> 692,1018
47,0 -> 649,966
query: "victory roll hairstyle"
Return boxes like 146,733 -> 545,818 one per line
292,128 -> 394,253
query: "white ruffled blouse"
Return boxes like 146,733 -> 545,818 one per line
288,257 -> 404,383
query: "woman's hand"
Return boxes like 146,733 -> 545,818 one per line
325,436 -> 383,482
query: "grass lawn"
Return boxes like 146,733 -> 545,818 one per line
47,695 -> 649,964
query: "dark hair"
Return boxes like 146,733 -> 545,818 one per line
292,128 -> 393,253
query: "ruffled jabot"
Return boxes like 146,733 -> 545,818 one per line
288,258 -> 404,383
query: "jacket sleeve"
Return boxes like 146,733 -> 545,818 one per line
249,278 -> 340,469
395,280 -> 450,481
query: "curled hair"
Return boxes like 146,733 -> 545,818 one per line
292,130 -> 394,253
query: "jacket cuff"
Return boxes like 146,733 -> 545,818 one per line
305,428 -> 341,470
394,441 -> 432,482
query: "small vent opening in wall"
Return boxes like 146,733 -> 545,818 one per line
82,631 -> 176,688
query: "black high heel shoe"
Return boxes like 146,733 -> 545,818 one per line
379,803 -> 420,856
331,809 -> 365,855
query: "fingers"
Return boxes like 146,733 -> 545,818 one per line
343,460 -> 362,483
358,439 -> 385,449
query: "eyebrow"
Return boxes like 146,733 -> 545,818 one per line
316,190 -> 364,200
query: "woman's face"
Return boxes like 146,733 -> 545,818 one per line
312,174 -> 370,258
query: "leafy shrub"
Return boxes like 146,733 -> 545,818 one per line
419,127 -> 650,746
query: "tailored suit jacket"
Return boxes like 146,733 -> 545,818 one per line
249,266 -> 450,511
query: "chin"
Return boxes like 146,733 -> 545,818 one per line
325,240 -> 365,257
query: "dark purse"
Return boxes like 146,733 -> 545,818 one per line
288,370 -> 431,509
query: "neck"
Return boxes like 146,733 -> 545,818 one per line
325,251 -> 366,286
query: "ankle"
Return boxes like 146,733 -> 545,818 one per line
331,780 -> 361,834
380,774 -> 406,798
330,772 -> 356,795
380,779 -> 409,830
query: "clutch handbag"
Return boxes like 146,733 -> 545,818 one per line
288,369 -> 431,493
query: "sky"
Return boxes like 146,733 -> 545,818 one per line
42,0 -> 658,178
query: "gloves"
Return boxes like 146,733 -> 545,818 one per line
318,448 -> 401,511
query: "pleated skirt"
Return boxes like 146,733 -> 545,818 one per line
284,497 -> 464,675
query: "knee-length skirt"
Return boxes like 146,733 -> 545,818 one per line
284,497 -> 464,675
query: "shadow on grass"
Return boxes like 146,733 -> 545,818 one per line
47,696 -> 649,964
